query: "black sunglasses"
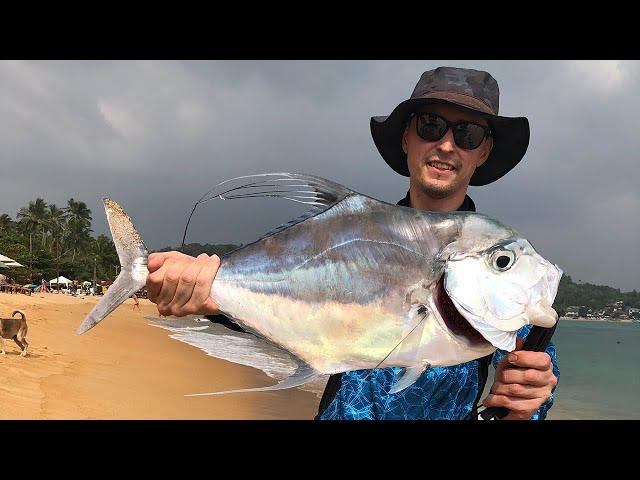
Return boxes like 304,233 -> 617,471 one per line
409,112 -> 491,150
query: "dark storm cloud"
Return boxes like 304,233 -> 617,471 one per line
1,60 -> 638,290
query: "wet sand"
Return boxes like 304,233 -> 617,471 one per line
0,293 -> 320,419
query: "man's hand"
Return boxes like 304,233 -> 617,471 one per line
482,337 -> 558,420
147,251 -> 221,317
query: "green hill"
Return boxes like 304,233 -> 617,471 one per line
553,275 -> 640,315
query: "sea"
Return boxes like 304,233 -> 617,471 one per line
482,318 -> 640,419
148,316 -> 640,420
543,319 -> 640,419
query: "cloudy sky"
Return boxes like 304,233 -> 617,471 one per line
1,60 -> 638,291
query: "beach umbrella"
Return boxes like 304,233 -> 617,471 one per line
2,261 -> 24,267
50,276 -> 72,285
0,253 -> 24,267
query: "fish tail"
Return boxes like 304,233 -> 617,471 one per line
76,199 -> 148,335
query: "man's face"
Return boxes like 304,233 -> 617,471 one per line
402,103 -> 492,200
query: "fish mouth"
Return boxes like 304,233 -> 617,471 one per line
434,275 -> 490,346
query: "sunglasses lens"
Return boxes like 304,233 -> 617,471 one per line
453,123 -> 487,149
414,112 -> 488,149
416,113 -> 447,141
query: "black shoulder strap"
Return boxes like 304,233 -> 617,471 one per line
315,373 -> 343,419
466,353 -> 494,420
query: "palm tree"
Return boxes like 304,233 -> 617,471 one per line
65,198 -> 92,229
17,198 -> 48,247
46,204 -> 67,253
0,214 -> 14,235
91,234 -> 118,279
66,218 -> 93,262
45,204 -> 70,287
65,199 -> 93,262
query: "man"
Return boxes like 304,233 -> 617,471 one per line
146,66 -> 559,420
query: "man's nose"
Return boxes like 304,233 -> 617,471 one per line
436,129 -> 456,153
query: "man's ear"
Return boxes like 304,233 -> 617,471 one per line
402,125 -> 409,154
477,137 -> 493,167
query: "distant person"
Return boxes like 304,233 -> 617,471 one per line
143,66 -> 559,420
131,293 -> 140,310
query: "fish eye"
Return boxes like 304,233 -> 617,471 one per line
490,249 -> 516,272
496,256 -> 510,268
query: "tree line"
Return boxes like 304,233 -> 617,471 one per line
0,198 -> 119,285
553,275 -> 640,315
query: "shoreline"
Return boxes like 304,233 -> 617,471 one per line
559,316 -> 638,323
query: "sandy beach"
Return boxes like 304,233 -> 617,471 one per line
0,293 -> 320,419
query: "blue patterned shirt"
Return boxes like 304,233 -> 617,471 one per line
317,324 -> 559,420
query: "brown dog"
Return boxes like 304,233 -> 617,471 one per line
0,310 -> 29,356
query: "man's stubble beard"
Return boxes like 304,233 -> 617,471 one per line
416,174 -> 465,200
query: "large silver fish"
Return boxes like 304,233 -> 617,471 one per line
77,173 -> 562,396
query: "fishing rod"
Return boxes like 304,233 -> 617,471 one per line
477,323 -> 558,421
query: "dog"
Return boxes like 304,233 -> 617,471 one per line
0,310 -> 29,356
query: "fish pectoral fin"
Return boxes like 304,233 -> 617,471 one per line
184,361 -> 320,397
364,305 -> 430,378
388,364 -> 431,395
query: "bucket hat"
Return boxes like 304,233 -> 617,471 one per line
370,66 -> 530,186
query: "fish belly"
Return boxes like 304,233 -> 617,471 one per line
212,282 -> 407,373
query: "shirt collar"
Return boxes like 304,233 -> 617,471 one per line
397,191 -> 476,212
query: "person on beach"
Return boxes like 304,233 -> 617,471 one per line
131,293 -> 140,310
145,67 -> 559,420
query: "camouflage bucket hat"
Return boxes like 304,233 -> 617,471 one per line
370,66 -> 530,186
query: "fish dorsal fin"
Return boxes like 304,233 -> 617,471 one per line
388,364 -> 431,394
210,173 -> 353,207
183,173 -> 355,245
